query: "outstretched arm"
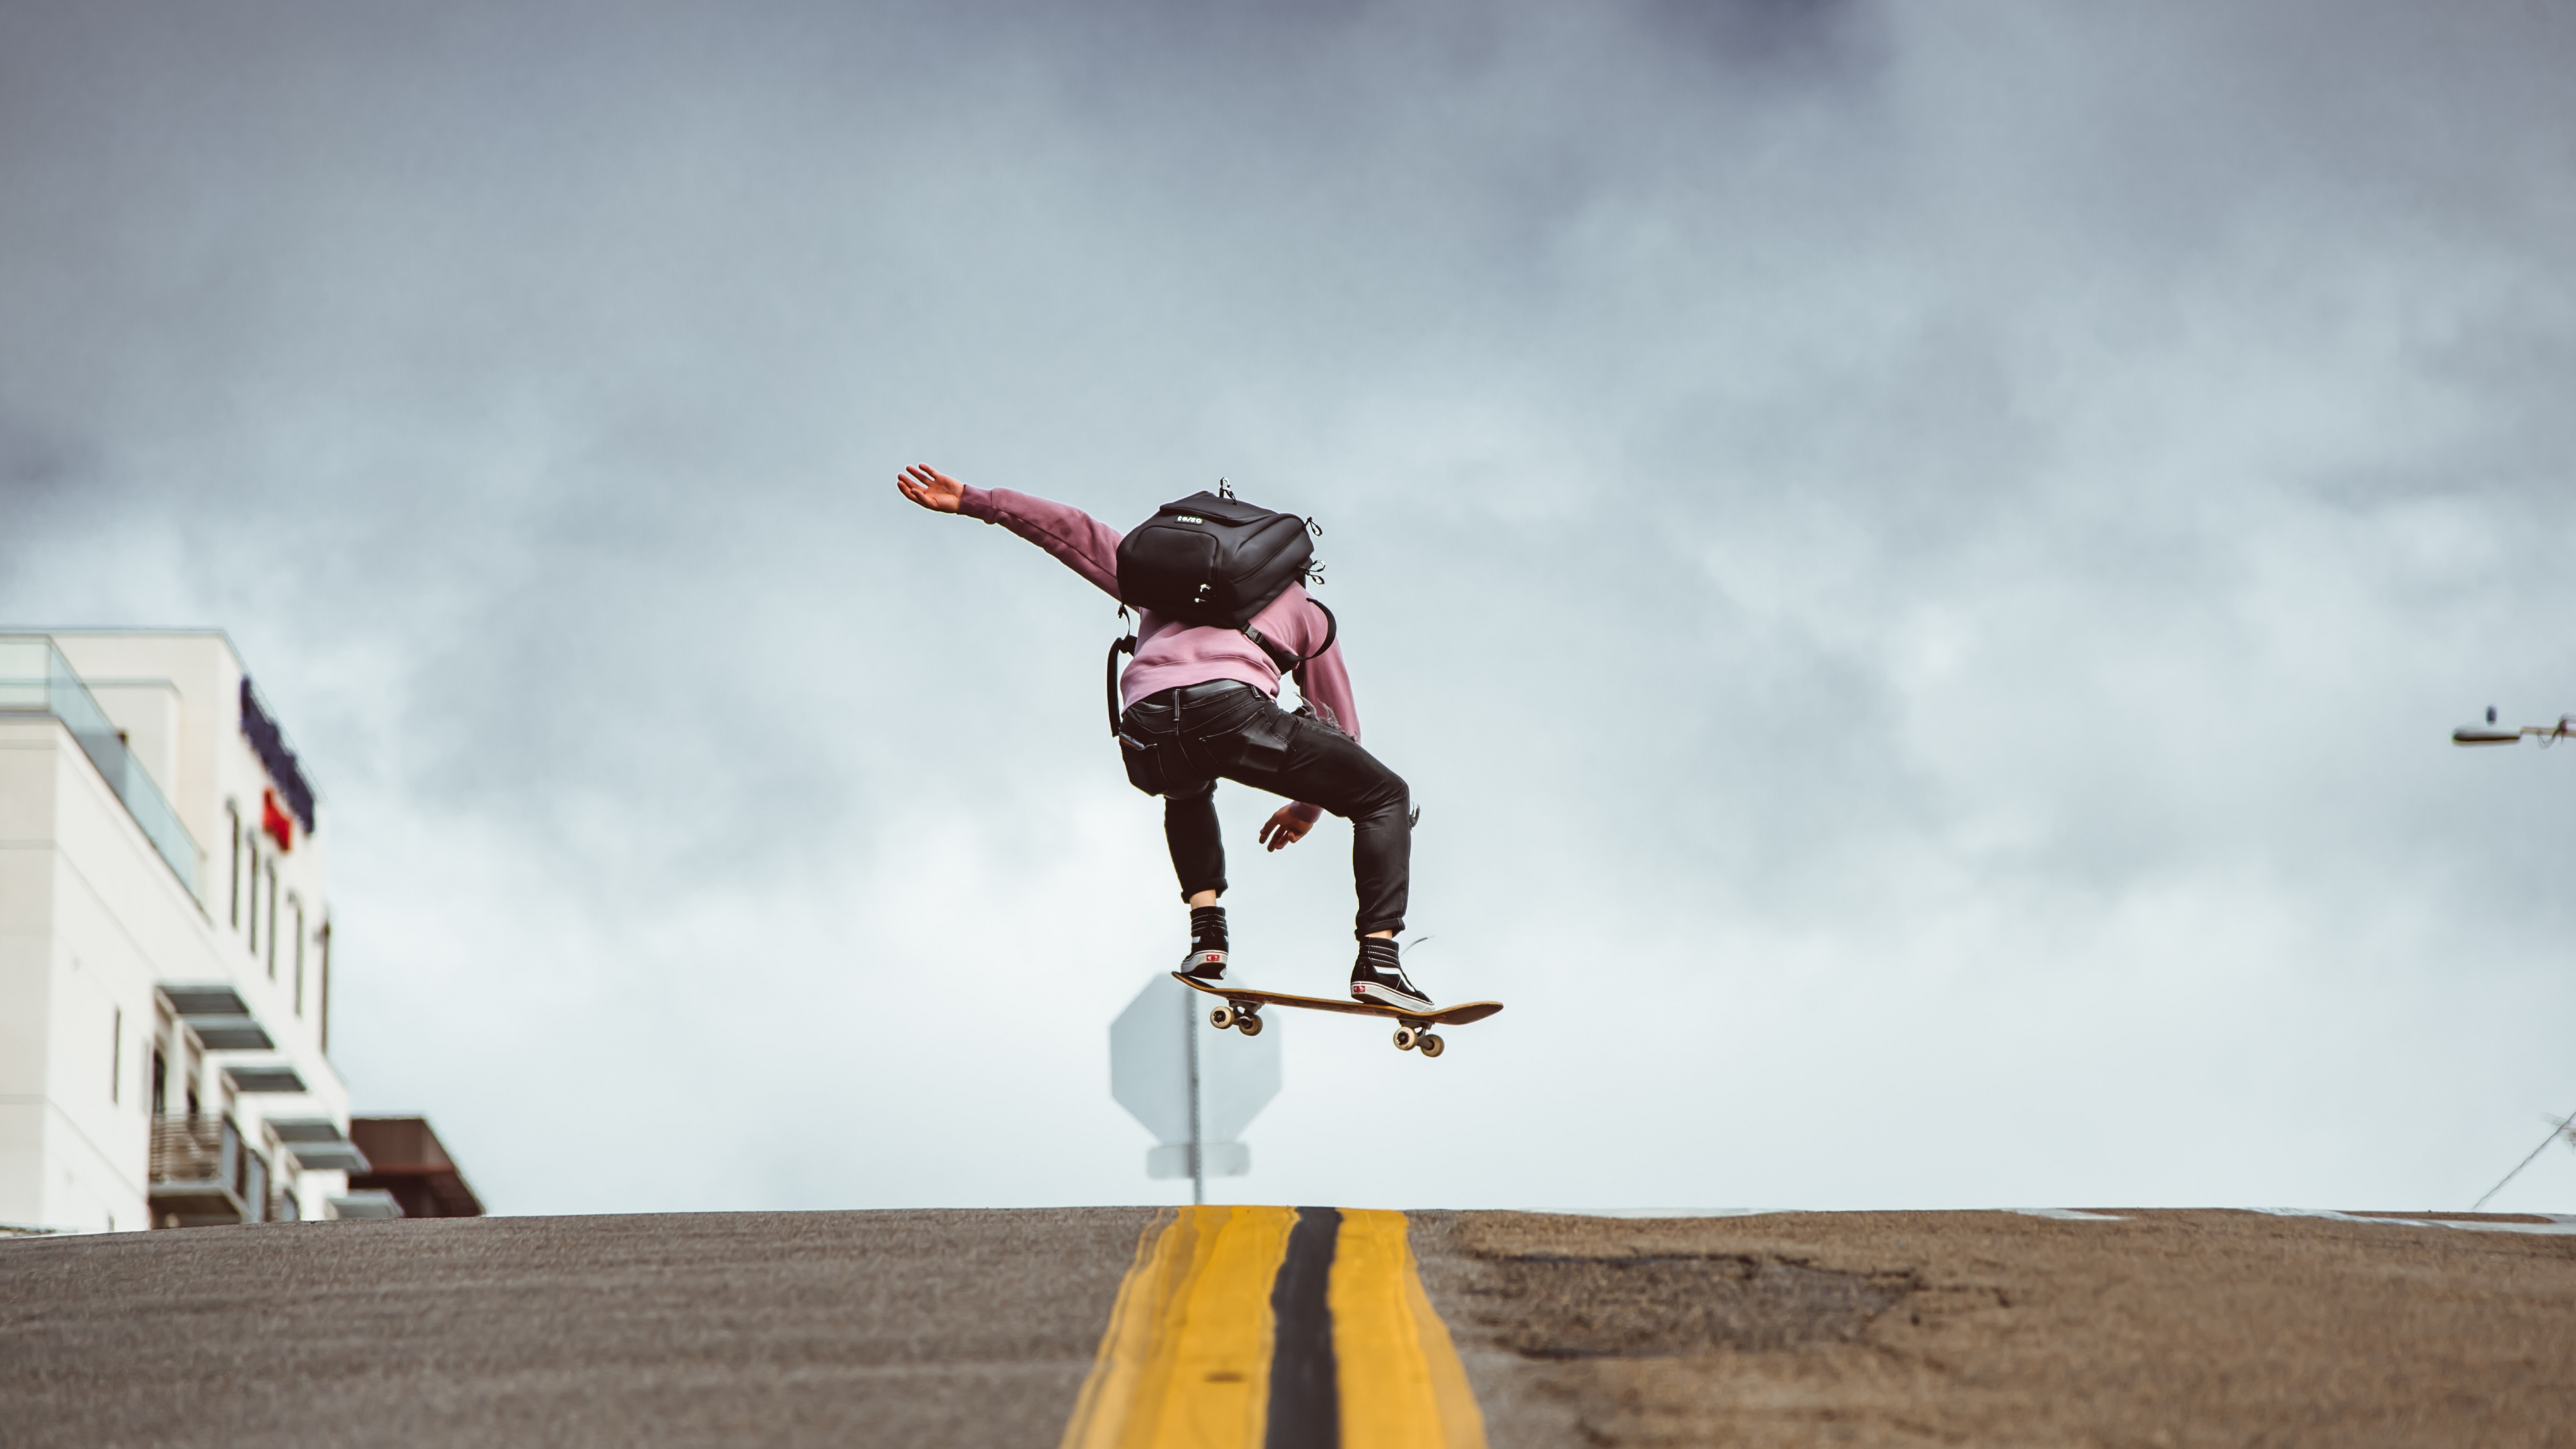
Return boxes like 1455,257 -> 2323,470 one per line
896,463 -> 1124,599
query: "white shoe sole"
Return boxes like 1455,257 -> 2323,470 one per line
1352,979 -> 1432,1013
1181,951 -> 1227,983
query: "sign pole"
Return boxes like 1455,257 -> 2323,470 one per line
1186,987 -> 1204,1205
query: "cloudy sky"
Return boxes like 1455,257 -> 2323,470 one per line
6,0 -> 2574,1215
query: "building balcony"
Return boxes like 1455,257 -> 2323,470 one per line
0,635 -> 205,897
221,1063 -> 307,1094
347,1117 -> 484,1218
270,1118 -> 371,1174
162,984 -> 278,1051
147,1117 -> 254,1229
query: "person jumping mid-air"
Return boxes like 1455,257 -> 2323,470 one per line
895,464 -> 1433,1011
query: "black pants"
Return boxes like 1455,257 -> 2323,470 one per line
1118,680 -> 1411,938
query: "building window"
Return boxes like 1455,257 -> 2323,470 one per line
226,803 -> 242,928
290,898 -> 306,1016
152,1049 -> 167,1116
110,1008 -> 122,1104
245,843 -> 260,955
265,861 -> 279,979
319,920 -> 332,1055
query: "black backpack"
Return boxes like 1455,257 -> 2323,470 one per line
1104,482 -> 1335,733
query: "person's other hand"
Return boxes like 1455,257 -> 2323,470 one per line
896,464 -> 966,513
1259,806 -> 1316,852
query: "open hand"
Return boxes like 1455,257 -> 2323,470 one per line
896,464 -> 966,513
1259,806 -> 1316,852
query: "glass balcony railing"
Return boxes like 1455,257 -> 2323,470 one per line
0,635 -> 205,900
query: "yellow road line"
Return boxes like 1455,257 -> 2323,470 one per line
1061,1205 -> 1299,1449
1065,1206 -> 1488,1449
1329,1209 -> 1489,1449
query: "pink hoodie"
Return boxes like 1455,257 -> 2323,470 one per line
959,484 -> 1363,768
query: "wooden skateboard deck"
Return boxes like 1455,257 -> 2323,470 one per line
1173,972 -> 1503,1059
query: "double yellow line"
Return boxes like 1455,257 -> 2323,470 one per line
1061,1207 -> 1486,1449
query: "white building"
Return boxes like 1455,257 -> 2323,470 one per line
1,630 -> 370,1232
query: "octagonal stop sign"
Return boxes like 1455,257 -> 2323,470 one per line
1110,971 -> 1281,1194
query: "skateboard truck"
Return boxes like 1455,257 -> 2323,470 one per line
1206,1002 -> 1267,1038
1390,1024 -> 1444,1058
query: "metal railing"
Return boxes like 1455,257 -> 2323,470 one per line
148,1116 -> 265,1227
0,636 -> 204,898
149,1115 -> 242,1189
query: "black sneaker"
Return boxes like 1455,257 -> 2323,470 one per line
1179,945 -> 1228,983
1179,904 -> 1228,984
1350,937 -> 1432,1012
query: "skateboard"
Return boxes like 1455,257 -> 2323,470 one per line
1173,972 -> 1504,1060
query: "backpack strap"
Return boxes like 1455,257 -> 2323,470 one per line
1242,600 -> 1336,678
1106,609 -> 1138,736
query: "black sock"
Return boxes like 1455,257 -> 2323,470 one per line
1190,905 -> 1228,954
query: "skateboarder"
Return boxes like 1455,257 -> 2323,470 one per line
895,464 -> 1435,1011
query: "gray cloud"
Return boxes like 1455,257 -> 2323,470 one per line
5,0 -> 2575,1212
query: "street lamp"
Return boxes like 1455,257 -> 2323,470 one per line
2451,706 -> 2576,746
2450,704 -> 2574,1211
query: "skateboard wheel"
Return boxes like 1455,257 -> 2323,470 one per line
1237,1013 -> 1264,1037
1417,1033 -> 1444,1058
1392,1026 -> 1418,1052
1210,1006 -> 1236,1031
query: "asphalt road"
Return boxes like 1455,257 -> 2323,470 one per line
0,1209 -> 1159,1448
6,1207 -> 2575,1446
1424,1208 -> 2576,1447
